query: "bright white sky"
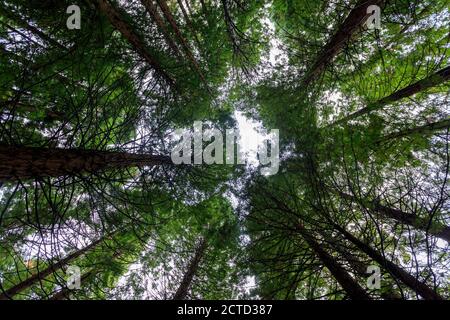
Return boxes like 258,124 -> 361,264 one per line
234,111 -> 269,166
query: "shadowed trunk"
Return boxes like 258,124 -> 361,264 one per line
0,237 -> 105,300
173,237 -> 207,300
96,0 -> 175,86
176,0 -> 202,50
48,270 -> 94,300
333,244 -> 402,299
378,118 -> 450,143
0,145 -> 172,181
334,224 -> 443,300
140,0 -> 182,58
338,192 -> 450,242
297,224 -> 372,300
332,66 -> 450,125
301,0 -> 384,88
156,0 -> 208,86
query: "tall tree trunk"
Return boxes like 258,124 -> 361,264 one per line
332,66 -> 450,125
0,237 -> 105,300
333,243 -> 402,299
96,0 -> 175,86
333,224 -> 443,300
156,0 -> 208,86
378,118 -> 450,143
173,237 -> 207,300
47,245 -> 126,300
0,145 -> 171,181
301,0 -> 384,88
0,5 -> 66,50
140,0 -> 182,59
221,0 -> 240,55
176,0 -> 191,26
176,0 -> 203,50
297,224 -> 372,300
2,101 -> 64,121
183,0 -> 194,17
48,270 -> 94,300
338,192 -> 450,242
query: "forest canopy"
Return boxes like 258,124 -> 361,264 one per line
0,0 -> 449,300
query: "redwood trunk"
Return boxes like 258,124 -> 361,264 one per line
156,0 -> 207,85
301,0 -> 384,88
0,145 -> 171,180
334,244 -> 401,299
173,238 -> 207,300
0,237 -> 104,300
48,270 -> 94,300
140,0 -> 182,58
334,224 -> 443,300
379,118 -> 450,143
96,0 -> 175,86
338,192 -> 450,243
297,225 -> 371,300
333,66 -> 450,125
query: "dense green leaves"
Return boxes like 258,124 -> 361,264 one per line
0,0 -> 449,300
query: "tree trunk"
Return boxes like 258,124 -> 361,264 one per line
333,244 -> 402,299
140,0 -> 182,59
301,0 -> 384,88
332,66 -> 450,125
0,5 -> 66,50
48,270 -> 94,300
338,192 -> 450,242
176,0 -> 191,26
0,237 -> 105,300
378,118 -> 450,143
297,224 -> 371,300
221,0 -> 239,55
96,0 -> 175,86
333,224 -> 443,300
173,237 -> 207,300
176,0 -> 203,50
156,0 -> 208,86
0,145 -> 171,181
184,0 -> 194,17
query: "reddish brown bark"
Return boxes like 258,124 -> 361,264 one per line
301,0 -> 384,88
156,0 -> 208,86
333,66 -> 450,125
48,270 -> 94,300
173,237 -> 207,300
378,118 -> 450,143
297,225 -> 372,300
140,0 -> 182,58
96,0 -> 175,86
334,224 -> 443,300
0,237 -> 104,300
0,145 -> 172,180
338,192 -> 450,243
